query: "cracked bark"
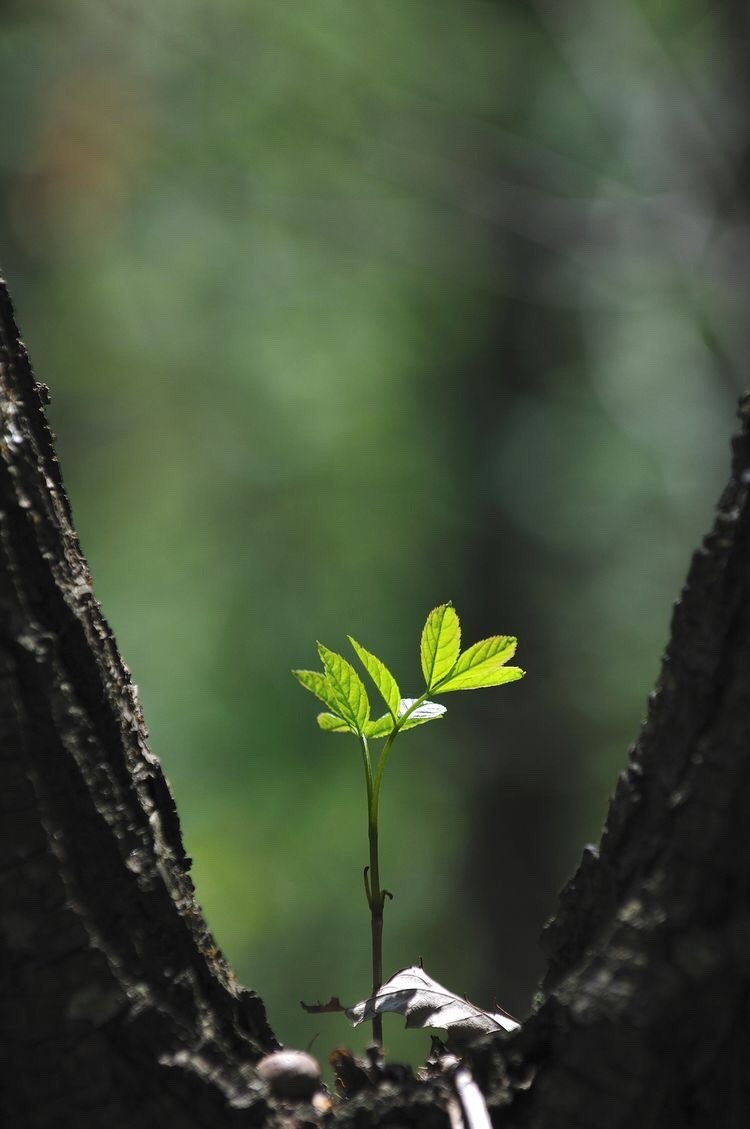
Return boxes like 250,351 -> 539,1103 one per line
489,395 -> 750,1129
1,270 -> 749,1128
0,279 -> 279,1128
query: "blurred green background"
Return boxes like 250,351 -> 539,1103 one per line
1,0 -> 746,1066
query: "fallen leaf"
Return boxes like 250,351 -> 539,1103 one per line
346,965 -> 520,1040
300,996 -> 346,1014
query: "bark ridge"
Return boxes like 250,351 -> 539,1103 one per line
0,277 -> 277,1129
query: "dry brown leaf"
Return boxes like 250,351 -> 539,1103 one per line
346,966 -> 519,1040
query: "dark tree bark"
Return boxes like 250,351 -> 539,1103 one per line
1,271 -> 749,1129
0,279 -> 279,1128
486,393 -> 750,1129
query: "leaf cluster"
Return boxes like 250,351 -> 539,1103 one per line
292,603 -> 524,739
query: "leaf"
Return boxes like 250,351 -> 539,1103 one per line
317,643 -> 370,735
365,698 -> 447,739
292,669 -> 345,716
348,636 -> 401,717
438,666 -> 525,693
436,636 -> 525,693
346,966 -> 519,1040
420,604 -> 461,691
317,712 -> 355,734
365,714 -> 394,739
398,698 -> 447,728
300,996 -> 346,1014
438,665 -> 525,693
450,635 -> 517,677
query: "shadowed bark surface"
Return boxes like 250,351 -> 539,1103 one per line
1,272 -> 749,1128
0,278 -> 279,1127
473,391 -> 750,1128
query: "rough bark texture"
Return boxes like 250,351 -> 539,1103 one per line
1,270 -> 750,1129
479,392 -> 750,1129
0,279 -> 279,1127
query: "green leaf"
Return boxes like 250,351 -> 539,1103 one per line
397,698 -> 447,729
437,664 -> 525,692
437,639 -> 525,692
366,698 -> 447,739
317,712 -> 356,734
317,643 -> 370,735
420,603 -> 461,691
435,635 -> 517,692
292,669 -> 344,716
365,714 -> 395,739
348,636 -> 401,717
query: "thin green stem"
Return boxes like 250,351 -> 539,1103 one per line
360,689 -> 433,1048
360,733 -> 383,1044
359,734 -> 374,839
368,819 -> 384,1046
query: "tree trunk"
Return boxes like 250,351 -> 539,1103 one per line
2,272 -> 749,1128
0,278 -> 278,1128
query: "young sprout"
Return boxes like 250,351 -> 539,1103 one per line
292,603 -> 524,1047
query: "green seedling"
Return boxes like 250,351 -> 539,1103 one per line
293,603 -> 524,1046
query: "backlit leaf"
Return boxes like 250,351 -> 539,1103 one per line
365,714 -> 395,739
347,965 -> 519,1040
317,643 -> 370,735
420,604 -> 461,691
366,698 -> 447,738
291,669 -> 344,716
438,665 -> 525,692
453,635 -> 516,674
317,712 -> 355,734
438,664 -> 524,693
398,698 -> 447,725
436,635 -> 524,692
348,636 -> 401,717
